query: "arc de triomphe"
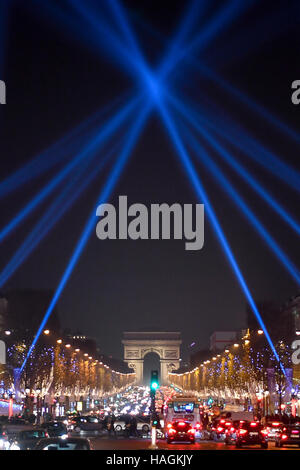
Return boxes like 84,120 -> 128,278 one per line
122,331 -> 181,384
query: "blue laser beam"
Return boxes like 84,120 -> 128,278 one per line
20,103 -> 151,373
64,0 -> 147,87
157,0 -> 208,78
0,97 -> 138,243
156,100 -> 285,375
200,3 -> 297,72
169,93 -> 300,238
109,0 -> 160,98
189,61 -> 300,145
30,0 -> 127,73
131,7 -> 299,146
160,0 -> 254,80
84,0 -> 160,100
170,92 -> 300,193
0,142 -> 121,288
182,123 -> 300,286
95,0 -> 285,374
0,92 -> 127,199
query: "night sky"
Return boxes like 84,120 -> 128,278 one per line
0,0 -> 299,361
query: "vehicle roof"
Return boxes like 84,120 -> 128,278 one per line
38,437 -> 89,442
169,395 -> 198,401
19,428 -> 46,434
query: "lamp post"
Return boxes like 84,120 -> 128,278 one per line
36,387 -> 41,424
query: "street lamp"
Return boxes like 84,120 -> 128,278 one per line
43,329 -> 50,335
57,339 -> 62,344
4,330 -> 11,336
36,388 -> 41,424
257,330 -> 264,335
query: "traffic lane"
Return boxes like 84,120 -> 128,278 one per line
89,437 -> 300,450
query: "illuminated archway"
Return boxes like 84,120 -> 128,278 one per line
122,331 -> 181,385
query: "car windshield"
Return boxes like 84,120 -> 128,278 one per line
87,417 -> 98,423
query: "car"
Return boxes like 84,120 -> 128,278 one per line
54,416 -> 72,427
9,428 -> 49,450
34,437 -> 92,450
41,421 -> 68,438
0,424 -> 9,450
224,420 -> 243,444
136,415 -> 151,434
113,414 -> 150,433
166,421 -> 195,444
235,421 -> 268,449
113,414 -> 131,432
265,420 -> 283,441
275,424 -> 300,447
210,418 -> 233,441
71,415 -> 103,433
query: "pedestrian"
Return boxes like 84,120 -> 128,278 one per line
129,416 -> 138,438
107,415 -> 116,437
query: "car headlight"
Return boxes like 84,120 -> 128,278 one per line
0,438 -> 9,450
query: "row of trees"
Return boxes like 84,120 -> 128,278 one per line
1,339 -> 135,401
169,331 -> 294,403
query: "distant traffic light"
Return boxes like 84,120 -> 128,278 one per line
150,370 -> 159,391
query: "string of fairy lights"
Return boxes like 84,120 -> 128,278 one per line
0,328 -> 135,399
169,329 -> 298,400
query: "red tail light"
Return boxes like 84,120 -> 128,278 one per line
250,422 -> 258,427
261,429 -> 268,436
195,423 -> 201,429
45,432 -> 49,438
217,426 -> 224,432
239,429 -> 248,436
169,428 -> 176,434
272,422 -> 280,427
167,423 -> 172,429
178,422 -> 186,426
281,434 -> 288,440
188,428 -> 195,434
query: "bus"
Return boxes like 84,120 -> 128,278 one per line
163,394 -> 202,432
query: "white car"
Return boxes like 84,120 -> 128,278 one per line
114,416 -> 150,434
